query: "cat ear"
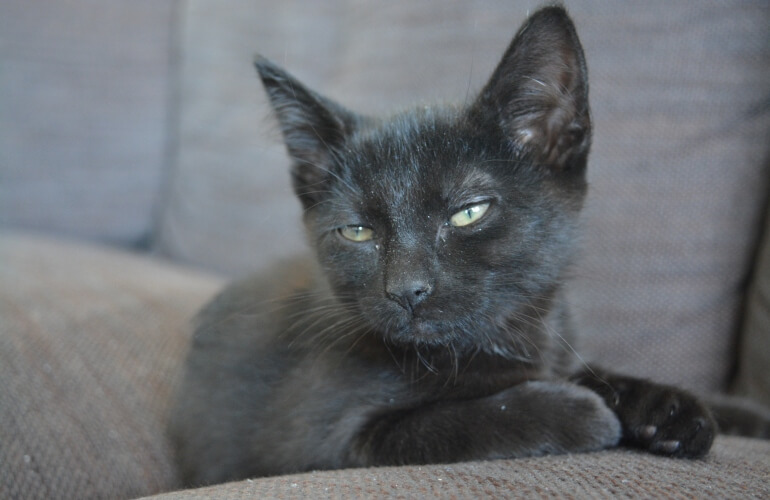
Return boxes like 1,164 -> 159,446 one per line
474,7 -> 590,172
255,56 -> 360,208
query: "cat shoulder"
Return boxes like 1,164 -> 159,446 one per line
193,255 -> 317,346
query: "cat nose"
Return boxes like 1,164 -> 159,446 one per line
386,280 -> 433,313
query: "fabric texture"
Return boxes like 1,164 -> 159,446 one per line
151,436 -> 770,499
734,203 -> 770,408
0,0 -> 177,246
155,0 -> 770,394
0,233 -> 222,500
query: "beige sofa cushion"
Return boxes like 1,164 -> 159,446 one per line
155,1 -> 770,395
154,436 -> 770,498
2,234 -> 769,499
0,233 -> 222,499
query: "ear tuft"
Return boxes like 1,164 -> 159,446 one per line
474,7 -> 590,172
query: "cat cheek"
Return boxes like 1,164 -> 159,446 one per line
332,248 -> 382,287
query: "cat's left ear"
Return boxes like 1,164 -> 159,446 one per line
473,7 -> 590,172
255,56 -> 360,209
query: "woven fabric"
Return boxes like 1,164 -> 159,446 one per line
0,233 -> 222,500
0,0 -> 175,246
150,436 -> 770,499
155,0 -> 770,394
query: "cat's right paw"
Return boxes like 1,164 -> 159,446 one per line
574,373 -> 715,458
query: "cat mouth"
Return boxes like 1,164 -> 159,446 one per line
384,317 -> 454,346
366,298 -> 477,346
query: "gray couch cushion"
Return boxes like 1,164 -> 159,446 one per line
0,233 -> 222,499
155,1 -> 770,394
0,1 -> 175,247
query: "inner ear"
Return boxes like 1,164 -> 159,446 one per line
473,7 -> 590,172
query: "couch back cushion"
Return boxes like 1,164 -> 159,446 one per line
154,1 -> 770,394
0,0 -> 175,247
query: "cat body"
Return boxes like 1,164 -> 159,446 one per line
170,7 -> 752,486
173,258 -> 608,483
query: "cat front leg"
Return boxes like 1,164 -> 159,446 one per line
349,381 -> 620,467
572,368 -> 716,458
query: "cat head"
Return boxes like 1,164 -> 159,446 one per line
255,7 -> 590,355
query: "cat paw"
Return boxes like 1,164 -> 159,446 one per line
622,395 -> 714,458
575,373 -> 716,458
503,381 -> 622,454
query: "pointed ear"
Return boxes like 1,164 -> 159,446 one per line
255,56 -> 360,209
474,7 -> 590,172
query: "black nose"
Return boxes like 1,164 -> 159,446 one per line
386,281 -> 433,313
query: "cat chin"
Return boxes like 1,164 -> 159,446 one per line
377,316 -> 537,361
380,318 -> 496,353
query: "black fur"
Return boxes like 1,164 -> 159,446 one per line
169,7 -> 766,487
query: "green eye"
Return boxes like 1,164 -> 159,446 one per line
339,225 -> 374,242
450,202 -> 490,227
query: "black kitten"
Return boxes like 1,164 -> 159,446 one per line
169,6 -> 751,486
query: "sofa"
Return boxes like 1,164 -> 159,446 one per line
2,1 -> 769,498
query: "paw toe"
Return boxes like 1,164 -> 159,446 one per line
651,439 -> 680,455
638,425 -> 657,441
654,414 -> 715,458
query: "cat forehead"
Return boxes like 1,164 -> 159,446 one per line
358,105 -> 465,150
349,108 -> 485,176
342,143 -> 498,213
329,106 -> 507,213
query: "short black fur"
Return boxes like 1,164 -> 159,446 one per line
169,6 -> 768,486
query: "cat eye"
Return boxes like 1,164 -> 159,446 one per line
449,202 -> 490,227
338,225 -> 374,242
